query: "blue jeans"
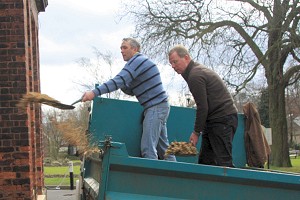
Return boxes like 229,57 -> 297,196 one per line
141,102 -> 176,161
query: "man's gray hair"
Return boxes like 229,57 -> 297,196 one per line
168,45 -> 190,58
123,38 -> 141,52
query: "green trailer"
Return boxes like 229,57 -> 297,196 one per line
80,97 -> 300,200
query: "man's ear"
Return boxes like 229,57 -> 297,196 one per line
184,54 -> 190,62
132,47 -> 138,52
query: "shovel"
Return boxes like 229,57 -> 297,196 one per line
37,97 -> 82,110
17,92 -> 83,110
54,98 -> 82,110
70,98 -> 82,106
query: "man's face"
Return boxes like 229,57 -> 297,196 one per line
169,52 -> 190,74
120,41 -> 138,61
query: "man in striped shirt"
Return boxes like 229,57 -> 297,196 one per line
82,38 -> 176,161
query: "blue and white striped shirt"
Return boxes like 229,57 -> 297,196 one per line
92,53 -> 168,109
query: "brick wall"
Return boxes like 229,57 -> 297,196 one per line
0,0 -> 47,199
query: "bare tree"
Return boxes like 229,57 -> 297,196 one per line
42,109 -> 65,160
121,0 -> 300,166
74,47 -> 122,99
286,79 -> 300,145
42,103 -> 92,159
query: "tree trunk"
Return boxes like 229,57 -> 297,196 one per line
267,1 -> 291,167
268,79 -> 291,167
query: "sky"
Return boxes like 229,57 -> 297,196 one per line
38,0 -> 187,109
38,0 -> 134,106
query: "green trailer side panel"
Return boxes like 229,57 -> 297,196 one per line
89,97 -> 143,156
83,97 -> 300,200
82,142 -> 300,200
89,97 -> 246,167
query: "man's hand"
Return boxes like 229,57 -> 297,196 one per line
189,132 -> 200,146
82,91 -> 95,102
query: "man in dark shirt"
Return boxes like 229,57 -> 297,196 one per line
168,45 -> 238,167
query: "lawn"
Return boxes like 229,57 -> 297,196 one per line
270,156 -> 300,173
44,165 -> 81,175
44,161 -> 81,187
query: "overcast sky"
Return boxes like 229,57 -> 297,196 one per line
38,0 -> 186,109
38,0 -> 134,105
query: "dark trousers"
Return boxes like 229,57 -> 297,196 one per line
198,113 -> 238,167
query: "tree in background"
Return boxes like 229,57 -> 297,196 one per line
286,80 -> 300,145
121,0 -> 300,167
42,109 -> 66,160
42,103 -> 91,160
74,47 -> 123,99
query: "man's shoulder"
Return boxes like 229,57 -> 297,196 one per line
192,64 -> 217,76
130,53 -> 150,63
189,64 -> 206,76
192,62 -> 208,70
134,53 -> 147,59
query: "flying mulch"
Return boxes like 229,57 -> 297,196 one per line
53,120 -> 101,156
17,92 -> 75,111
164,141 -> 198,157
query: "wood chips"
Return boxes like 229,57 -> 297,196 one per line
53,121 -> 100,156
165,141 -> 198,157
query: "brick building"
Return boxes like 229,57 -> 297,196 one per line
0,0 -> 48,199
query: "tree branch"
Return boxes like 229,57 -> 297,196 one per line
284,65 -> 300,86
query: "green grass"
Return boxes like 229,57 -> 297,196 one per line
44,165 -> 81,175
44,162 -> 81,186
270,157 -> 300,173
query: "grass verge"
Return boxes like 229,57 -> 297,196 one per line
44,165 -> 81,175
44,161 -> 81,186
270,157 -> 300,173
